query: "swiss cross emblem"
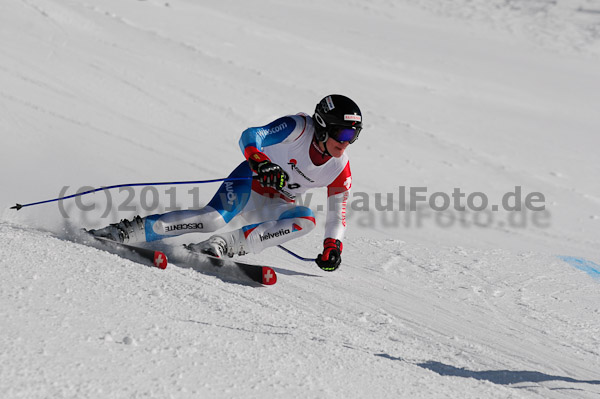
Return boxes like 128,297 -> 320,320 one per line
153,252 -> 167,269
343,176 -> 352,189
262,267 -> 277,285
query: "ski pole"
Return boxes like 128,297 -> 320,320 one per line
277,245 -> 316,262
11,177 -> 254,211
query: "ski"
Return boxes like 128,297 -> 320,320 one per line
185,249 -> 277,285
86,235 -> 168,270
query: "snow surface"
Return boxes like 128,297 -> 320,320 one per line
1,0 -> 600,397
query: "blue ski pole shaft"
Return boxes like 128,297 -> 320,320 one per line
11,177 -> 254,210
277,245 -> 316,262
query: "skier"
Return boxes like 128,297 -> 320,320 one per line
88,94 -> 362,271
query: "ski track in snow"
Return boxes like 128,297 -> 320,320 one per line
406,0 -> 600,56
2,222 -> 599,398
1,0 -> 600,397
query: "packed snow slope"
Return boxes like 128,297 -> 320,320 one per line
1,0 -> 600,398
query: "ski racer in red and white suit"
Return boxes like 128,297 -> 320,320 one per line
89,95 -> 362,271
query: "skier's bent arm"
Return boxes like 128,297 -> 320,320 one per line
238,114 -> 308,170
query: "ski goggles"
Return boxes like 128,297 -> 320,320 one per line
329,126 -> 362,144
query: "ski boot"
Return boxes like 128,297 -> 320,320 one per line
87,215 -> 146,244
185,232 -> 247,258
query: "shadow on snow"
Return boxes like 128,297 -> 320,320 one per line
375,354 -> 600,386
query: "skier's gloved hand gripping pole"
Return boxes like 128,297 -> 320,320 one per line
316,238 -> 342,271
246,150 -> 289,190
256,161 -> 289,190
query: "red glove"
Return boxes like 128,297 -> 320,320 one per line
316,238 -> 343,271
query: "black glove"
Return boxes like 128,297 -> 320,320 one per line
316,238 -> 342,271
256,161 -> 289,190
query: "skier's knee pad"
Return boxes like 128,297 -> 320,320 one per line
278,206 -> 316,226
278,206 -> 316,237
196,208 -> 228,232
241,207 -> 316,253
